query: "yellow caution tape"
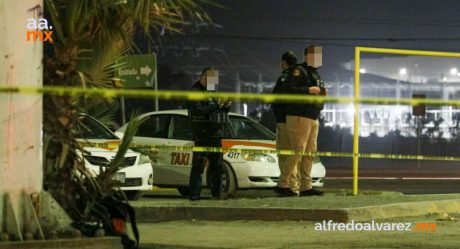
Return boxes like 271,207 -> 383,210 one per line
1,86 -> 460,107
2,84 -> 459,162
78,140 -> 120,151
132,144 -> 460,162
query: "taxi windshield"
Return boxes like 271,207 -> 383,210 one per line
229,116 -> 276,140
75,115 -> 118,140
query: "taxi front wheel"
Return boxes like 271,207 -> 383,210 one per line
221,162 -> 237,196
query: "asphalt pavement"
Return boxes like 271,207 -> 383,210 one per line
142,179 -> 460,200
326,178 -> 460,195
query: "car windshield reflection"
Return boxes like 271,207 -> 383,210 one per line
75,115 -> 118,140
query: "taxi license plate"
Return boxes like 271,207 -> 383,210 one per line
112,172 -> 126,183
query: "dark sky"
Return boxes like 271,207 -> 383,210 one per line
158,0 -> 460,87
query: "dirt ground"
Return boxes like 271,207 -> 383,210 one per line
137,213 -> 460,249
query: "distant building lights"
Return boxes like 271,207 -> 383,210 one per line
399,68 -> 407,76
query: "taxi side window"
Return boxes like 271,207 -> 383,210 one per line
136,115 -> 170,138
170,115 -> 191,140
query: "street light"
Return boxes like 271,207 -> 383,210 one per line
450,67 -> 458,75
399,68 -> 407,76
359,68 -> 366,74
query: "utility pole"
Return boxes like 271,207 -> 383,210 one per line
0,0 -> 43,208
235,73 -> 241,114
0,1 -> 73,241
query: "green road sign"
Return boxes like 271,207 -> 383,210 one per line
115,54 -> 156,88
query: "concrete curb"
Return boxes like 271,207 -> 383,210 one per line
347,198 -> 460,221
135,198 -> 460,223
140,243 -> 278,249
0,237 -> 122,249
135,206 -> 349,222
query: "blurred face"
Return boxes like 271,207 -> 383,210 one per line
306,46 -> 323,68
201,69 -> 219,91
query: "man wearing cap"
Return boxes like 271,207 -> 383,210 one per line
272,51 -> 300,196
276,46 -> 326,197
187,68 -> 231,201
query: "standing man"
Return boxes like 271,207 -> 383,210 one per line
296,45 -> 326,196
272,51 -> 299,196
276,46 -> 325,196
188,67 -> 231,201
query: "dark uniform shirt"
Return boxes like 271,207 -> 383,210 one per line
188,81 -> 230,140
300,62 -> 325,112
284,63 -> 324,120
271,67 -> 293,123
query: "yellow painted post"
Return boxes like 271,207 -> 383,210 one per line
358,47 -> 460,58
351,46 -> 460,195
353,47 -> 361,195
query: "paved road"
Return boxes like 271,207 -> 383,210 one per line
141,179 -> 460,201
327,178 -> 460,195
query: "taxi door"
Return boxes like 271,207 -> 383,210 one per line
134,113 -> 226,187
130,114 -> 180,185
161,114 -> 194,186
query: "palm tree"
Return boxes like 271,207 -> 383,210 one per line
43,0 -> 214,224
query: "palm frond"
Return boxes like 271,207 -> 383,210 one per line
98,113 -> 145,193
44,0 -> 217,226
44,0 -> 67,45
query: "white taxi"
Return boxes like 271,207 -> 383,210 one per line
76,114 -> 153,200
116,110 -> 326,196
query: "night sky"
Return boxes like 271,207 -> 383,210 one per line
156,0 -> 460,88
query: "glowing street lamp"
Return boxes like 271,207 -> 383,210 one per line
399,68 -> 407,76
450,67 -> 458,75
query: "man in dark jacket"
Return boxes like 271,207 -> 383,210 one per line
188,68 -> 231,201
300,46 -> 326,112
286,46 -> 327,196
276,45 -> 324,196
271,51 -> 300,196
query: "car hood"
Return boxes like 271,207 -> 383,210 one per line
221,139 -> 276,151
76,138 -> 136,155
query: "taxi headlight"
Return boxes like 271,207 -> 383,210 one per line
243,153 -> 276,163
138,154 -> 152,165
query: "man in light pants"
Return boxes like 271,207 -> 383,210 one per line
276,46 -> 325,196
297,46 -> 326,196
272,51 -> 300,196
